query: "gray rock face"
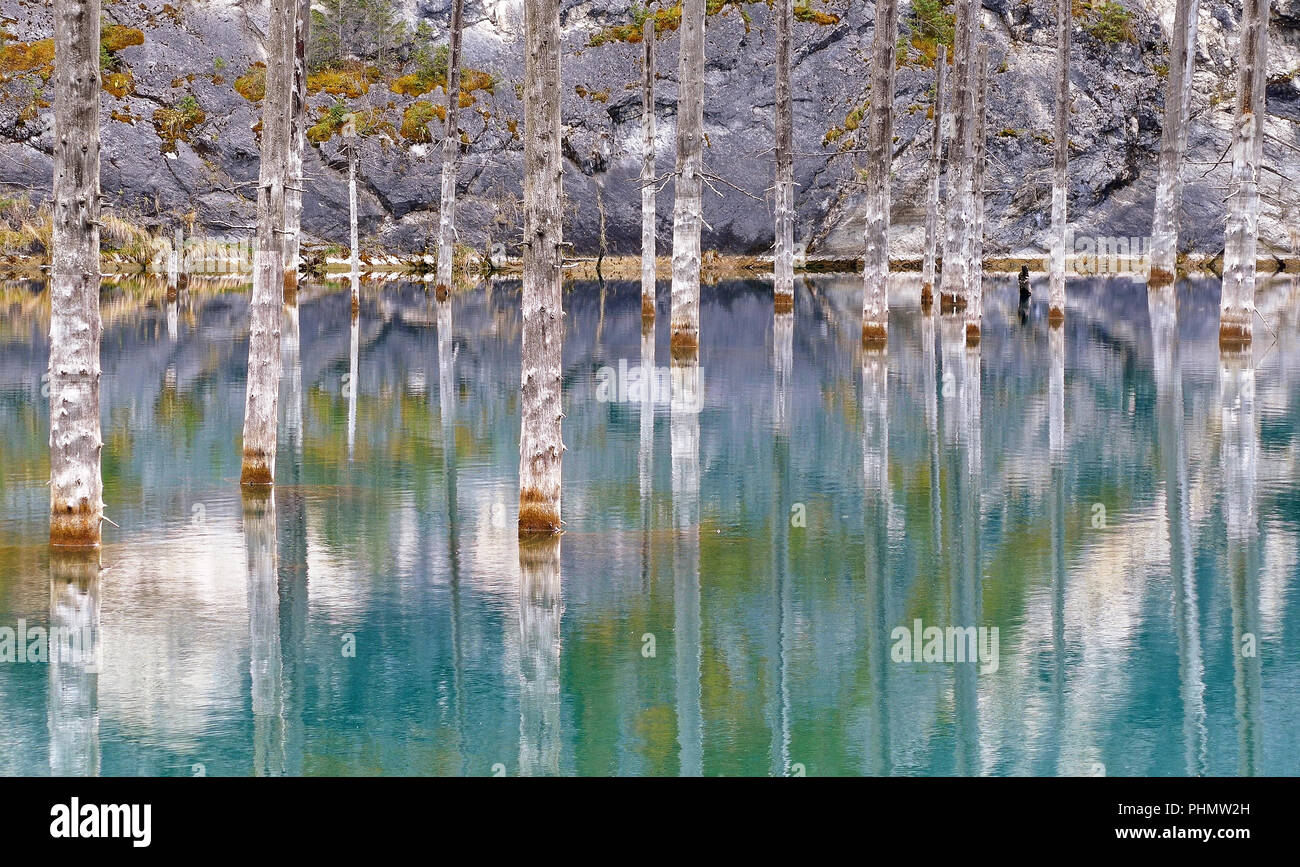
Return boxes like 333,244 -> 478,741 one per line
2,0 -> 1298,259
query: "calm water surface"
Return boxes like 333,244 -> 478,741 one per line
1,273 -> 1298,776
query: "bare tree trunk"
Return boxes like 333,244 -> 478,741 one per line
519,0 -> 564,535
939,0 -> 978,313
641,16 -> 657,322
1048,0 -> 1070,325
860,0 -> 899,347
773,0 -> 795,314
283,0 -> 310,304
1149,0 -> 1201,286
670,0 -> 705,357
240,0 -> 294,486
346,125 -> 360,318
436,0 -> 465,302
921,45 -> 948,311
966,46 -> 989,345
1221,0 -> 1268,349
50,0 -> 104,546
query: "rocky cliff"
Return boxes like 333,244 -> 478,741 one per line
1,0 -> 1298,261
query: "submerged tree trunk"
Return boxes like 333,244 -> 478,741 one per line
860,0 -> 900,347
346,122 -> 360,318
939,0 -> 978,313
519,0 -> 564,535
48,550 -> 102,774
50,0 -> 104,546
921,45 -> 948,311
283,0 -> 310,304
967,46 -> 989,345
1149,0 -> 1201,286
240,0 -> 294,486
517,535 -> 563,774
773,0 -> 795,314
243,489 -> 285,776
436,0 -> 465,303
670,0 -> 706,357
1221,0 -> 1268,349
1048,0 -> 1070,325
641,16 -> 657,321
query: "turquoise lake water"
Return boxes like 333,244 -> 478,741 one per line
1,273 -> 1298,776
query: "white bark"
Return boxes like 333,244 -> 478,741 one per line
861,0 -> 899,344
240,0 -> 294,485
284,0 -> 310,302
50,0 -> 104,546
347,122 -> 360,316
1049,0 -> 1070,321
939,0 -> 979,312
773,0 -> 795,311
436,0 -> 465,302
642,17 -> 657,319
921,45 -> 948,307
519,0 -> 564,534
670,0 -> 705,355
1221,0 -> 1268,346
967,46 -> 989,341
1149,0 -> 1201,284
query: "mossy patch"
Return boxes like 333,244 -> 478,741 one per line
234,62 -> 266,101
794,3 -> 840,25
0,38 -> 54,78
1073,0 -> 1135,44
152,94 -> 205,154
400,100 -> 445,142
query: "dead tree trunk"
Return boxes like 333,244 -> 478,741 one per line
860,0 -> 900,347
641,15 -> 657,322
49,0 -> 104,546
773,0 -> 795,314
1221,0 -> 1269,349
1048,0 -> 1070,325
436,0 -> 465,303
670,0 -> 706,358
967,45 -> 989,345
346,119 -> 360,318
1149,0 -> 1201,286
283,0 -> 310,304
519,0 -> 564,535
921,45 -> 948,310
240,0 -> 294,486
939,0 -> 979,313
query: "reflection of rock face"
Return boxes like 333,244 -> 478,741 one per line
2,3 -> 1298,256
48,552 -> 102,777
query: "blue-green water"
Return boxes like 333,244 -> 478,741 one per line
1,274 -> 1298,776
